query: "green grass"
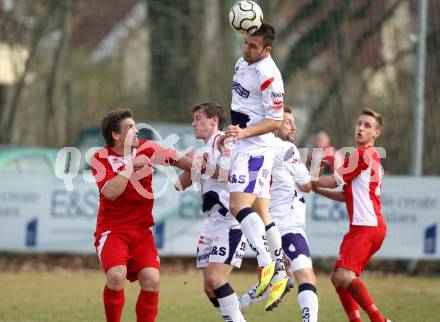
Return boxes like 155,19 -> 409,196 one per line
1,270 -> 440,321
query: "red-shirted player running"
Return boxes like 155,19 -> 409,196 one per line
312,108 -> 392,322
90,109 -> 191,322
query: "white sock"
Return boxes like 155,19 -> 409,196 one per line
236,208 -> 272,267
239,281 -> 269,312
298,284 -> 318,322
265,223 -> 283,262
215,283 -> 245,322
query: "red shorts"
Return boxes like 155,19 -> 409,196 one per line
334,225 -> 386,275
94,228 -> 160,282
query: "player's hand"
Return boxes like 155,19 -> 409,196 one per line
311,180 -> 319,191
132,155 -> 150,168
227,125 -> 247,140
217,135 -> 235,153
185,149 -> 195,158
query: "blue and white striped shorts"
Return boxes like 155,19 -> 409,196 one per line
229,144 -> 275,198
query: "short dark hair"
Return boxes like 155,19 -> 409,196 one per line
283,106 -> 292,114
361,108 -> 383,129
192,102 -> 226,130
252,22 -> 275,48
101,108 -> 133,147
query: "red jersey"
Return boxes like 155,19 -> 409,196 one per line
335,146 -> 386,228
91,140 -> 177,234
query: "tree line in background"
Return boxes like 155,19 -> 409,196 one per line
0,0 -> 438,174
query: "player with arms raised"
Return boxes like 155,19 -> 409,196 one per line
312,108 -> 392,322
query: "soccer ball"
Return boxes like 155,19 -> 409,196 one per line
229,1 -> 264,35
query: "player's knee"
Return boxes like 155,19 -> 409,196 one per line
204,274 -> 225,292
295,268 -> 316,285
232,206 -> 255,223
138,268 -> 160,291
203,283 -> 215,296
330,272 -> 341,287
228,201 -> 241,216
332,270 -> 352,288
106,267 -> 127,290
204,289 -> 216,300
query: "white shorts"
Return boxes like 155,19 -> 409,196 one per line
229,144 -> 275,198
196,212 -> 247,268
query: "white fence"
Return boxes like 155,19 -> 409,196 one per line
0,174 -> 438,260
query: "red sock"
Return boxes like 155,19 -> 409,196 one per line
103,285 -> 125,322
136,290 -> 159,322
336,286 -> 362,322
348,278 -> 384,322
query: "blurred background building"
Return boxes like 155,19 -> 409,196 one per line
0,0 -> 439,266
0,0 -> 439,174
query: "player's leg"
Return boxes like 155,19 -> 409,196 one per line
229,148 -> 279,298
106,265 -> 127,291
252,197 -> 292,311
278,231 -> 318,322
293,268 -> 318,322
104,266 -> 127,322
244,148 -> 282,267
253,199 -> 283,265
201,227 -> 247,321
266,231 -> 313,312
131,229 -> 161,322
229,191 -> 272,269
229,149 -> 273,270
95,231 -> 129,322
203,263 -> 245,322
230,191 -> 277,299
333,227 -> 388,322
137,268 -> 160,322
332,268 -> 362,322
331,229 -> 362,321
196,231 -> 222,314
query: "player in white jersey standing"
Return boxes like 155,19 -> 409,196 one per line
223,22 -> 291,311
312,109 -> 392,322
239,107 -> 319,321
176,103 -> 247,322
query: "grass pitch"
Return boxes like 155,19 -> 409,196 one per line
1,270 -> 439,321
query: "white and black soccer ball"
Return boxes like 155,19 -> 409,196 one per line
229,1 -> 264,35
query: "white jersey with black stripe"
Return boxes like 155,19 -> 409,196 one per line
231,55 -> 284,147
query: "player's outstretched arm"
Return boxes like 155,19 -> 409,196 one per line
312,173 -> 338,189
312,186 -> 345,202
173,152 -> 193,171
